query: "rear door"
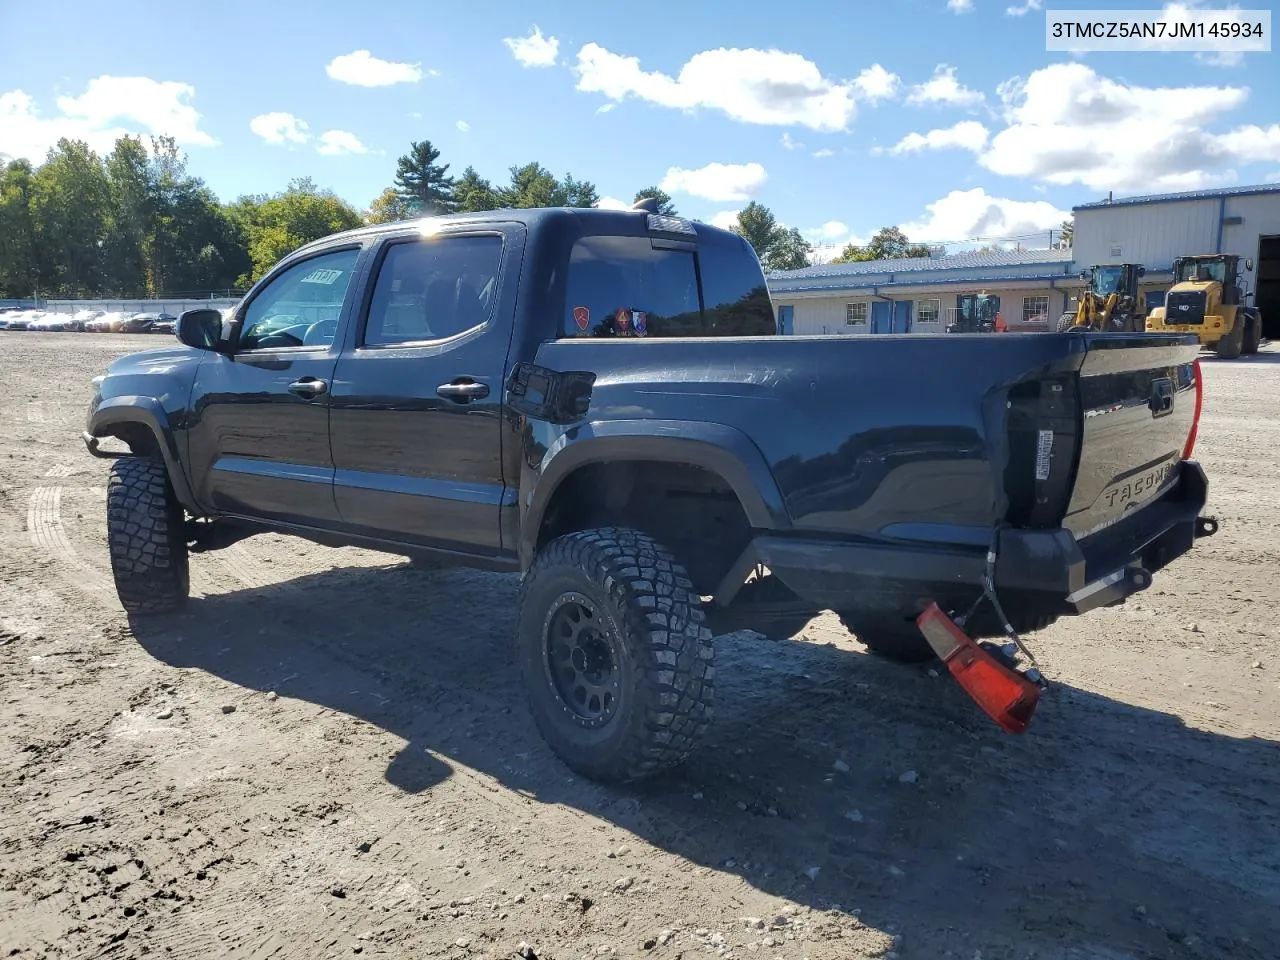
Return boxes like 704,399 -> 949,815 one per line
186,245 -> 364,524
1063,335 -> 1200,539
326,223 -> 525,556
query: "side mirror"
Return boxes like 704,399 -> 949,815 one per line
177,308 -> 226,351
1245,258 -> 1255,271
1079,271 -> 1089,280
1137,266 -> 1146,277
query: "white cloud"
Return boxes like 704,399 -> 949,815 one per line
326,50 -> 425,87
780,132 -> 804,151
660,161 -> 768,202
250,111 -> 310,146
1006,0 -> 1041,14
853,64 -> 900,102
948,0 -> 974,12
316,130 -> 368,156
813,148 -> 835,158
883,120 -> 990,155
596,196 -> 632,210
573,43 -> 857,131
906,64 -> 985,109
902,188 -> 1071,243
504,26 -> 560,68
0,77 -> 216,162
456,119 -> 470,133
981,62 -> 1278,191
814,220 -> 850,241
710,210 -> 741,230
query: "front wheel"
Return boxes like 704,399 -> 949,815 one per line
106,457 -> 190,615
1216,318 -> 1245,359
516,528 -> 714,783
1056,312 -> 1079,333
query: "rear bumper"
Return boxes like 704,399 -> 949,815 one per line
750,460 -> 1214,624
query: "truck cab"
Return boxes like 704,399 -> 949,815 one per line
1146,254 -> 1262,359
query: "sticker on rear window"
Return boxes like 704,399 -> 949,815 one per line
301,268 -> 344,285
573,305 -> 590,331
1035,429 -> 1054,481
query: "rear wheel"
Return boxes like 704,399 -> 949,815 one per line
837,614 -> 936,664
1056,312 -> 1078,333
106,457 -> 190,615
1243,313 -> 1261,355
516,527 -> 713,783
1215,318 -> 1245,359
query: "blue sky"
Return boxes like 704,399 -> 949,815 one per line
2,0 -> 1277,259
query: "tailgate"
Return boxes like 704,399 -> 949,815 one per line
1063,334 -> 1200,539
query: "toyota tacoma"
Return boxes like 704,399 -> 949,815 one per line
84,201 -> 1218,782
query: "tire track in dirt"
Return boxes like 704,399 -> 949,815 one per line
27,485 -> 112,596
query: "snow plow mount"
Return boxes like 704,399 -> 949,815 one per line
916,603 -> 1044,734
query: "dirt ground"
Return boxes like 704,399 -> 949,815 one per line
1,331 -> 1278,960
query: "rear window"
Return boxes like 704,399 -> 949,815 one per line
562,234 -> 776,338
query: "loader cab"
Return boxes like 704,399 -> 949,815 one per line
1089,263 -> 1145,300
1172,254 -> 1251,305
950,292 -> 1002,333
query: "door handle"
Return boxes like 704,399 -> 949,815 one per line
436,379 -> 490,402
289,377 -> 328,398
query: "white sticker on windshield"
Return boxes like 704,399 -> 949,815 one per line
301,268 -> 343,285
1035,429 -> 1054,481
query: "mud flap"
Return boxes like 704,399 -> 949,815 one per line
916,603 -> 1042,734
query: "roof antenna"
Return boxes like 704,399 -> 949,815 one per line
632,197 -> 659,214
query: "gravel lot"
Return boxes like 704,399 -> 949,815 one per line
2,331 -> 1279,960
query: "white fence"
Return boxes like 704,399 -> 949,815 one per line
43,298 -> 240,316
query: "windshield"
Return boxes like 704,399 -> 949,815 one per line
1091,266 -> 1124,296
1176,259 -> 1226,284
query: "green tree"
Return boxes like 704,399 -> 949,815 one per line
453,166 -> 499,213
31,138 -> 111,297
497,162 -> 601,208
0,159 -> 41,298
732,201 -> 782,262
231,177 -> 364,284
1058,218 -> 1073,248
831,225 -> 933,264
365,187 -> 415,224
633,186 -> 676,215
764,227 -> 812,271
102,136 -> 153,296
393,139 -> 456,215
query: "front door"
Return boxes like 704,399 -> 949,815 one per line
186,246 -> 364,525
777,304 -> 794,335
893,299 -> 913,333
327,225 -> 524,557
870,300 -> 891,334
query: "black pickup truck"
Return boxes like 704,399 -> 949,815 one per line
85,202 -> 1217,782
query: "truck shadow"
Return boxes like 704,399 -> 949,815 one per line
129,561 -> 1280,959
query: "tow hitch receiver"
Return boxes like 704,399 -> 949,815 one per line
916,603 -> 1042,734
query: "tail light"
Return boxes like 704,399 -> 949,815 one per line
1181,359 -> 1203,460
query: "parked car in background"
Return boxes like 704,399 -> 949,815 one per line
120,313 -> 158,334
4,311 -> 37,330
86,312 -> 128,333
31,313 -> 73,332
150,316 -> 177,335
71,309 -> 104,331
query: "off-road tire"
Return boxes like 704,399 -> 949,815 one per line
1056,312 -> 1079,333
517,527 -> 713,783
106,457 -> 190,615
837,615 -> 937,664
1243,313 -> 1261,355
1216,318 -> 1245,359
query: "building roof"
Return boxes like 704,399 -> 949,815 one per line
1073,182 -> 1280,212
766,247 -> 1069,282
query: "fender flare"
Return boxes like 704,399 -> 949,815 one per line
521,419 -> 791,568
88,396 -> 197,510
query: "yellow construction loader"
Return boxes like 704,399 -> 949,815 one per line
1145,254 -> 1262,359
1057,263 -> 1148,332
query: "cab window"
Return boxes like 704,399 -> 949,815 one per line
239,248 -> 360,350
